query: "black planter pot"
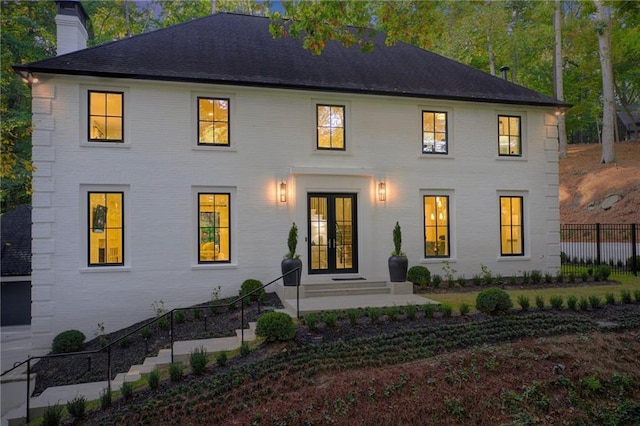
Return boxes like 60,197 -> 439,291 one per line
281,258 -> 302,286
388,256 -> 408,282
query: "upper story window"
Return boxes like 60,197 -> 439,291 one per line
88,192 -> 124,266
198,97 -> 230,146
317,104 -> 345,150
89,91 -> 123,142
498,115 -> 521,156
500,196 -> 524,256
422,111 -> 448,154
198,193 -> 230,263
424,195 -> 450,257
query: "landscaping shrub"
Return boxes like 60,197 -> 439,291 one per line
346,308 -> 360,325
432,274 -> 442,287
522,271 -> 530,285
407,265 -> 431,287
605,292 -> 616,305
140,326 -> 151,339
635,289 -> 640,303
42,404 -> 64,426
367,307 -> 382,323
240,341 -> 251,357
192,308 -> 201,320
517,295 -> 530,311
509,275 -> 518,286
174,310 -> 186,324
385,306 -> 402,321
255,312 -> 297,341
472,274 -> 482,286
239,279 -> 265,303
535,295 -> 545,309
100,388 -> 112,409
120,381 -> 134,400
567,295 -> 578,310
568,272 -> 576,283
147,370 -> 160,390
158,317 -> 169,330
66,395 -> 86,421
620,290 -> 632,304
578,296 -> 590,310
626,255 -> 640,270
439,303 -> 453,318
458,276 -> 467,287
323,312 -> 338,328
581,272 -> 589,282
459,303 -> 470,316
595,265 -> 612,281
169,362 -> 184,382
423,304 -> 436,318
215,351 -> 228,367
303,313 -> 319,330
544,273 -> 553,284
549,295 -> 564,310
190,346 -> 208,375
531,270 -> 542,284
475,288 -> 512,315
555,271 -> 564,283
52,330 -> 86,354
588,295 -> 602,309
405,304 -> 418,320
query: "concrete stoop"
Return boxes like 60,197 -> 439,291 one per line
3,322 -> 257,426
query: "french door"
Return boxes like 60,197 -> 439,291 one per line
308,193 -> 358,274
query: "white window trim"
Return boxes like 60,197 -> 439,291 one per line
79,184 -> 131,272
419,189 -> 456,263
312,98 -> 352,155
191,91 -> 237,152
191,185 -> 238,269
497,190 -> 530,259
80,85 -> 131,147
417,105 -> 454,158
496,111 -> 527,160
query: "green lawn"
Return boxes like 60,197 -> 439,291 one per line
423,273 -> 640,313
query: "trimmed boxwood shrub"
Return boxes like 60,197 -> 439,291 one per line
239,279 -> 265,303
594,265 -> 611,281
476,287 -> 512,315
255,312 -> 297,341
52,330 -> 86,353
407,265 -> 431,286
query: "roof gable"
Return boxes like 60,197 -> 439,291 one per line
16,13 -> 566,107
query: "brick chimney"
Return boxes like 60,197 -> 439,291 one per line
55,1 -> 89,55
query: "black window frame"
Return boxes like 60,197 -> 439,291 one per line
198,192 -> 231,264
423,195 -> 450,258
88,90 -> 124,142
87,191 -> 124,267
498,114 -> 522,157
499,195 -> 524,256
316,104 -> 346,151
197,97 -> 231,146
422,111 -> 448,154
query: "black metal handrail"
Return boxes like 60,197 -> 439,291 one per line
0,268 -> 300,423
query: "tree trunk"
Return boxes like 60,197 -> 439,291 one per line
487,28 -> 496,76
594,0 -> 616,163
554,0 -> 568,159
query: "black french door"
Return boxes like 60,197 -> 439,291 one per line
308,193 -> 358,274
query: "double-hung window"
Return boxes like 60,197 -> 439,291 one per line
316,105 -> 345,150
88,192 -> 124,266
198,97 -> 230,146
89,91 -> 123,142
500,196 -> 524,256
498,115 -> 521,156
422,111 -> 448,154
424,195 -> 449,257
198,193 -> 230,263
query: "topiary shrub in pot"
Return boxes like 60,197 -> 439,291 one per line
388,222 -> 408,282
408,265 -> 431,287
476,287 -> 513,315
52,330 -> 86,353
282,223 -> 302,286
255,312 -> 297,341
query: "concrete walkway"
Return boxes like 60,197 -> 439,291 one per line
280,293 -> 435,316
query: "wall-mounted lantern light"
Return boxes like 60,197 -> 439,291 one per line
378,181 -> 386,202
19,72 -> 39,88
279,181 -> 287,203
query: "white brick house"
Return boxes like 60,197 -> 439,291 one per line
16,3 -> 567,353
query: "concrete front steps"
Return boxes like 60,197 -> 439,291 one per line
3,323 -> 257,426
276,278 -> 436,316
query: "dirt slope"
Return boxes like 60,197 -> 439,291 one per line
560,142 -> 640,224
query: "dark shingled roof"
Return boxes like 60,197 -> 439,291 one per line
15,13 -> 567,107
1,205 -> 32,277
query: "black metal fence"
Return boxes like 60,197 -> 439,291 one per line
560,223 -> 639,276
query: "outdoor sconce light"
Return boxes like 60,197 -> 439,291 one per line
279,181 -> 287,203
20,72 -> 39,88
378,182 -> 386,202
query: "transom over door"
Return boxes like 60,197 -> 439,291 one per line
308,193 -> 358,274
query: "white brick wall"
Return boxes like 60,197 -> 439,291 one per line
30,76 -> 561,351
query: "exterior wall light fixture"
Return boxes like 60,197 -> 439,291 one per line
378,182 -> 386,202
279,181 -> 287,203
